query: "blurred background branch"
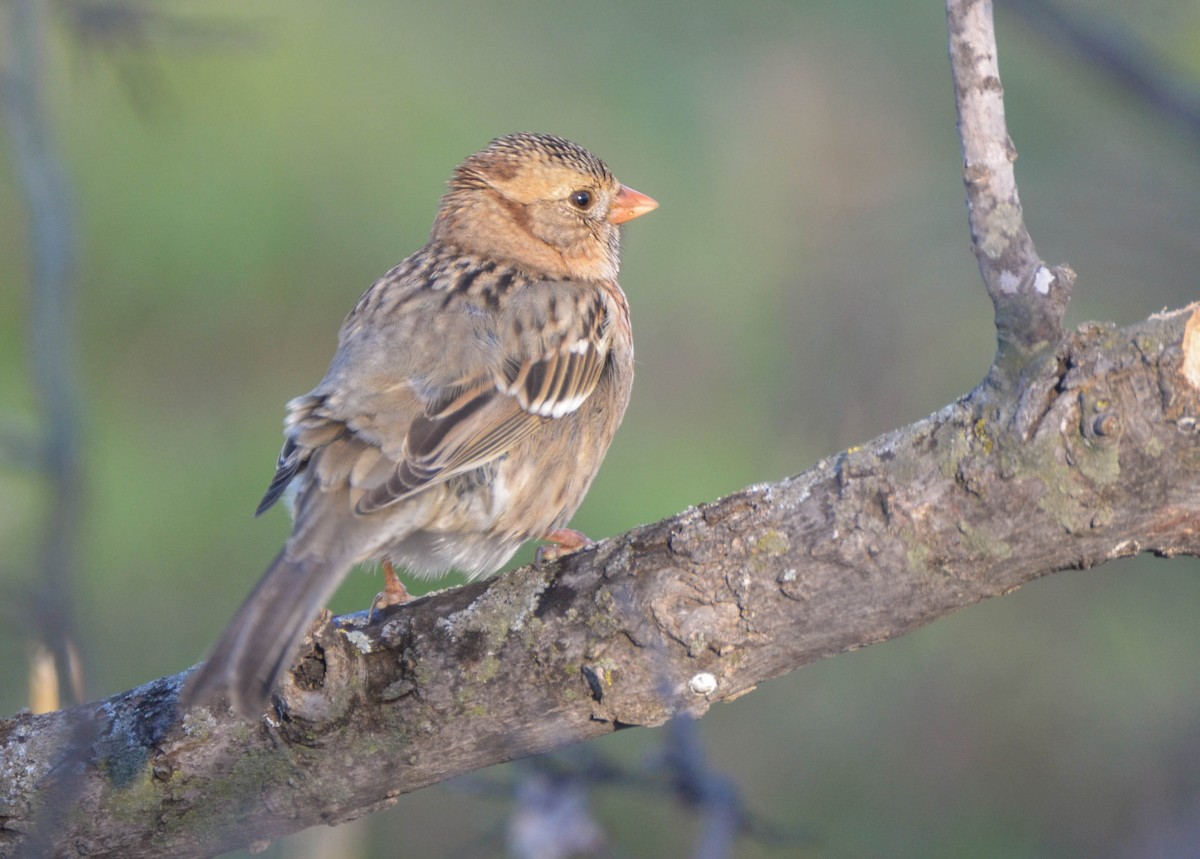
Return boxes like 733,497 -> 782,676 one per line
0,0 -> 267,713
1009,0 -> 1200,141
1,0 -> 86,710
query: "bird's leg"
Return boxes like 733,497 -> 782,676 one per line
535,528 -> 595,568
368,560 -> 411,622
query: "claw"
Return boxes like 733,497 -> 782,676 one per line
368,560 -> 411,622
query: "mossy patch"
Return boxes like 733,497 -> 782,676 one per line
956,520 -> 1012,562
751,530 -> 790,558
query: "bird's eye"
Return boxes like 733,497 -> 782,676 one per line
569,190 -> 593,210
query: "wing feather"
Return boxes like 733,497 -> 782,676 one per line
358,288 -> 613,513
260,283 -> 615,519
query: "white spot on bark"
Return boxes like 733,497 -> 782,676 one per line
343,629 -> 375,653
689,672 -> 718,696
1033,266 -> 1054,295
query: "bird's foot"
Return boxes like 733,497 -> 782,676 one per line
368,560 -> 412,622
535,528 -> 595,569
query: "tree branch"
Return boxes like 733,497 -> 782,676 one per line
3,1 -> 1198,856
3,302 -> 1199,858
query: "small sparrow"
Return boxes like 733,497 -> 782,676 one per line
182,133 -> 657,717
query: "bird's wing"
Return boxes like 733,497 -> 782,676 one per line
255,281 -> 614,518
255,403 -> 344,516
355,284 -> 613,513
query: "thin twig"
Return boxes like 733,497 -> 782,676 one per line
945,0 -> 1073,367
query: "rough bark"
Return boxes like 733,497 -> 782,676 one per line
4,0 -> 1198,856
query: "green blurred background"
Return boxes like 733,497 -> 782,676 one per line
3,0 -> 1200,856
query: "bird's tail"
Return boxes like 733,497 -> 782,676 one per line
180,548 -> 350,718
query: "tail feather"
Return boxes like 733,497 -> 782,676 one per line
181,549 -> 351,718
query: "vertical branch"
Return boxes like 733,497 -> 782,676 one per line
1,0 -> 87,706
946,0 -> 1073,369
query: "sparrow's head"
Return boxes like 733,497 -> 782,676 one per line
432,132 -> 657,281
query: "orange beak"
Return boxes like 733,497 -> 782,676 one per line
608,185 -> 659,225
